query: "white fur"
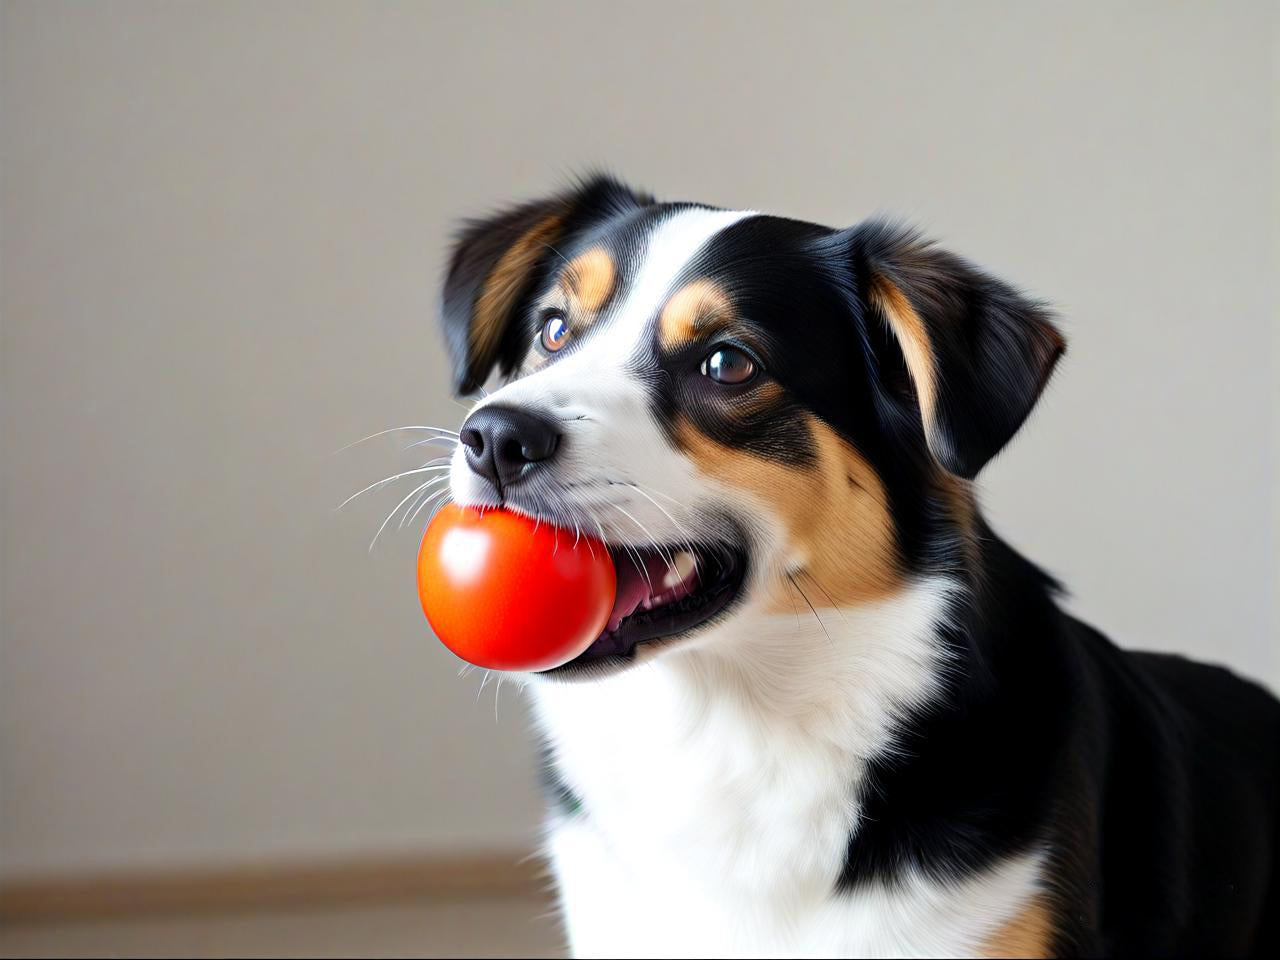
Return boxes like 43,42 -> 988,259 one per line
449,207 -> 1047,957
533,585 -> 1046,958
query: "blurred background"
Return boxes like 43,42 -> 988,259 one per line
1,1 -> 1276,956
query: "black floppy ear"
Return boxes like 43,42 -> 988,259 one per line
849,220 -> 1065,479
441,175 -> 651,394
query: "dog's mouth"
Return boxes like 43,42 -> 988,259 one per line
540,539 -> 748,678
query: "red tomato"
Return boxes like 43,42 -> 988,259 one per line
418,504 -> 616,671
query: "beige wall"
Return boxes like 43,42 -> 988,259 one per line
2,1 -> 1276,877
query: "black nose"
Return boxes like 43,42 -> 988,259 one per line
459,405 -> 561,492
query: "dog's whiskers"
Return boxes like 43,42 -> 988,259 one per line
418,493 -> 455,534
796,569 -> 849,624
787,572 -> 836,648
337,462 -> 452,511
401,436 -> 460,453
568,502 -> 594,558
614,480 -> 700,562
369,475 -> 450,551
590,516 -> 613,569
608,502 -> 676,570
335,424 -> 459,455
403,482 -> 451,530
612,534 -> 654,592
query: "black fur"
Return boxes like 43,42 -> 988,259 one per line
837,525 -> 1280,956
849,220 -> 1066,479
441,174 -> 651,393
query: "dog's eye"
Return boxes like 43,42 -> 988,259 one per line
701,345 -> 757,385
540,311 -> 570,352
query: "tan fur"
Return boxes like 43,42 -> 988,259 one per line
980,897 -> 1056,958
935,467 -> 978,566
659,279 -> 734,348
870,271 -> 993,551
675,414 -> 901,607
561,247 -> 617,315
869,274 -> 938,444
471,212 -> 565,364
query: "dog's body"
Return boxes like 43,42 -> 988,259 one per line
436,178 -> 1280,957
534,547 -> 1279,958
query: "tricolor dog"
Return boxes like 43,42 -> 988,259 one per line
437,176 -> 1279,957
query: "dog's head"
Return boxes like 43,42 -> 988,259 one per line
440,176 -> 1063,678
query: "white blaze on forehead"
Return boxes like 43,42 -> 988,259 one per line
593,206 -> 755,364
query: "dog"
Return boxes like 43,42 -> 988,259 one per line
435,175 -> 1279,957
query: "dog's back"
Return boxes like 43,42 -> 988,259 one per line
1067,632 -> 1280,955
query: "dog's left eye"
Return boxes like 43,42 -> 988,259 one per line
540,311 -> 570,352
701,345 -> 757,385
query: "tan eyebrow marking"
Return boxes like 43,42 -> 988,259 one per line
659,278 -> 734,348
561,247 -> 617,315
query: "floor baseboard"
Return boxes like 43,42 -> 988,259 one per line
0,851 -> 550,923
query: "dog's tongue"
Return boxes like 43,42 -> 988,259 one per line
606,549 -> 699,633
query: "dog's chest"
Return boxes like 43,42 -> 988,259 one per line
535,664 -> 854,955
531,642 -> 1041,958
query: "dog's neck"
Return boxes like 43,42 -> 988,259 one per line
530,523 -> 1069,886
529,577 -> 956,889
529,541 -> 1069,956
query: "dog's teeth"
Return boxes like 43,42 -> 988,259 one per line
662,551 -> 697,589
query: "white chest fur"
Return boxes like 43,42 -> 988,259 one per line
529,581 -> 1046,958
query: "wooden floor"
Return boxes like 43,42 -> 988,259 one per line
0,897 -> 566,959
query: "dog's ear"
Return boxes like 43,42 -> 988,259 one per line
441,175 -> 651,394
848,220 -> 1065,478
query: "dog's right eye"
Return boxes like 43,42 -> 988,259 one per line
701,345 -> 758,385
539,311 -> 570,353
